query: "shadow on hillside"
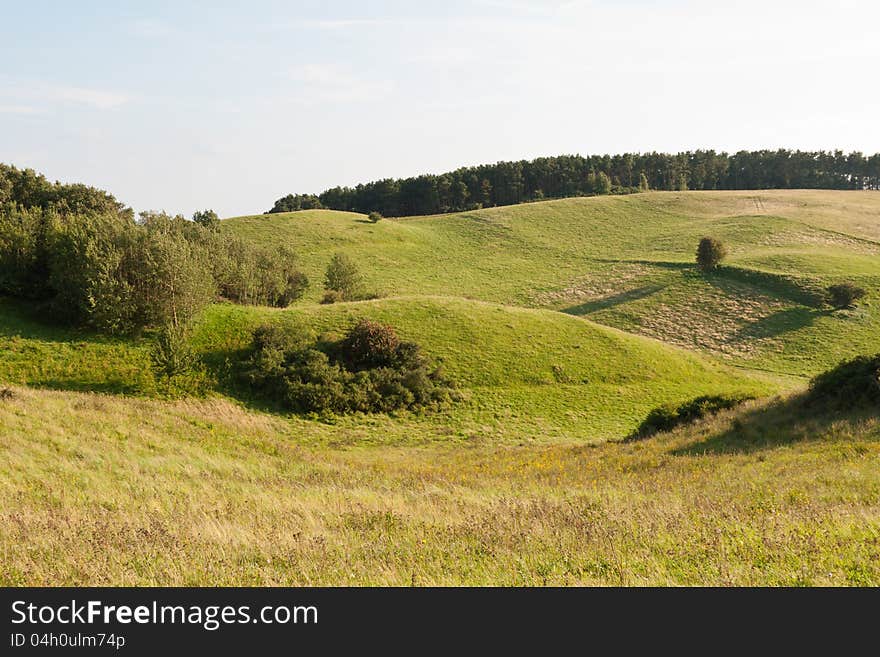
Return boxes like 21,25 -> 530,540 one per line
732,307 -> 827,341
708,266 -> 825,307
32,378 -> 146,396
595,258 -> 693,271
0,298 -> 102,343
562,284 -> 664,316
670,394 -> 876,456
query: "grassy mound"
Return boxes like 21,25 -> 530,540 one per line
225,191 -> 880,377
0,294 -> 775,442
195,296 -> 774,440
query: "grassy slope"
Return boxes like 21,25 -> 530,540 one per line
2,189 -> 879,586
0,296 -> 773,444
2,385 -> 877,585
227,190 -> 880,377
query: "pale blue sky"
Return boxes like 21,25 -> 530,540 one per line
2,0 -> 878,217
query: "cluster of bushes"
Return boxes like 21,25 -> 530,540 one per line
806,354 -> 880,410
240,319 -> 457,414
0,167 -> 310,337
628,394 -> 752,441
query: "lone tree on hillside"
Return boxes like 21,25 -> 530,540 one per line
827,282 -> 867,310
368,211 -> 383,223
324,253 -> 362,301
696,237 -> 727,272
192,209 -> 220,230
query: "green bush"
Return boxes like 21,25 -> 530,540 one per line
368,211 -> 383,223
0,166 -> 310,333
0,192 -> 309,334
0,206 -> 51,298
324,253 -> 363,300
199,232 -> 308,308
696,237 -> 727,272
320,289 -> 345,305
827,283 -> 867,310
150,323 -> 199,378
192,209 -> 220,231
239,320 -> 456,414
806,354 -> 880,410
628,394 -> 751,440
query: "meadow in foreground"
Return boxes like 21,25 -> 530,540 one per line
1,385 -> 877,586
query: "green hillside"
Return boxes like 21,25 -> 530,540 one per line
226,190 -> 880,376
0,295 -> 773,443
2,188 -> 878,586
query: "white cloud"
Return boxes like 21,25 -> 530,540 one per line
0,81 -> 131,111
50,86 -> 131,109
0,104 -> 45,115
286,65 -> 393,103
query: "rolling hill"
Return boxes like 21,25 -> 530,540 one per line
0,294 -> 774,444
1,188 -> 878,585
226,190 -> 880,377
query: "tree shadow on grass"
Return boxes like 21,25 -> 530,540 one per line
706,266 -> 825,307
31,378 -> 146,396
562,284 -> 665,316
593,258 -> 693,271
670,394 -> 876,456
732,307 -> 827,341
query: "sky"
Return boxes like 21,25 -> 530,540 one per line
1,0 -> 879,218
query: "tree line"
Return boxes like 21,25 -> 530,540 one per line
268,149 -> 880,217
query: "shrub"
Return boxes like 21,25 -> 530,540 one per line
46,213 -> 142,332
324,253 -> 363,300
0,176 -> 309,334
806,354 -> 880,410
338,319 -> 400,369
696,237 -> 727,272
827,283 -> 866,310
150,323 -> 199,378
628,394 -> 751,440
239,319 -> 456,414
321,289 -> 345,305
368,211 -> 383,223
192,209 -> 220,231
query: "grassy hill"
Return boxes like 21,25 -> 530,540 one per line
2,188 -> 878,585
0,295 -> 774,444
227,190 -> 880,377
